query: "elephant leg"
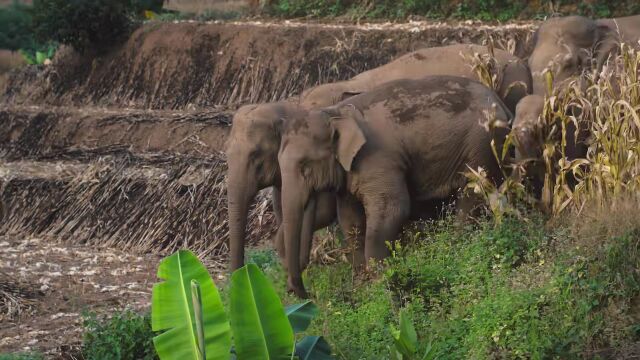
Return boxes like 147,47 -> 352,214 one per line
337,193 -> 366,269
271,187 -> 286,265
298,191 -> 337,271
362,181 -> 410,265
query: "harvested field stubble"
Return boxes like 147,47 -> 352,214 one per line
0,156 -> 275,260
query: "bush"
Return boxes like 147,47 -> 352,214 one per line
31,0 -> 139,52
0,354 -> 44,360
304,214 -> 640,359
0,2 -> 36,51
82,310 -> 157,360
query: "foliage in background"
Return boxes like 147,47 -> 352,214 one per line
151,250 -> 333,359
0,1 -> 34,51
29,0 -> 163,52
82,310 -> 158,360
263,0 -> 640,20
31,0 -> 134,52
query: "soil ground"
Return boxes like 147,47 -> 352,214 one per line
0,233 -> 228,357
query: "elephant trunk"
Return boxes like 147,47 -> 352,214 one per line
281,172 -> 313,298
227,165 -> 258,271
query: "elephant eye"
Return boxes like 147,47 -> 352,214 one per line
300,160 -> 312,177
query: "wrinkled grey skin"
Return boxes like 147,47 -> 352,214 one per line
529,15 -> 640,95
301,44 -> 531,114
279,76 -> 511,297
512,94 -> 587,198
225,102 -> 336,272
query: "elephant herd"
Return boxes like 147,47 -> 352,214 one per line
225,14 -> 640,297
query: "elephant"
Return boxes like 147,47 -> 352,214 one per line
528,15 -> 640,95
511,94 -> 588,201
300,43 -> 532,114
279,76 -> 511,297
227,43 -> 530,273
225,102 -> 337,272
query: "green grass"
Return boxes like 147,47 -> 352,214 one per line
0,354 -> 44,360
289,216 -> 640,359
82,309 -> 158,360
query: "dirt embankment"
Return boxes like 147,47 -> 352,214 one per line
1,21 -> 536,110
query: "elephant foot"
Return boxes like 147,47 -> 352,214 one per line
287,276 -> 309,299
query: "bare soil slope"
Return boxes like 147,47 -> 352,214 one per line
2,20 -> 536,110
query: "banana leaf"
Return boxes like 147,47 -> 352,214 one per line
295,336 -> 334,360
152,250 -> 231,360
285,301 -> 319,334
230,264 -> 294,359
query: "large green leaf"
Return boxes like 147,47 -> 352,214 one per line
285,301 -> 318,334
152,250 -> 231,360
391,310 -> 418,359
295,336 -> 334,360
229,264 -> 294,360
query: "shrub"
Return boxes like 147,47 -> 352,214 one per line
0,354 -> 44,360
31,0 -> 139,52
0,2 -> 36,52
82,310 -> 157,360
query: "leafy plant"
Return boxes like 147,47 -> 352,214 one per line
82,310 -> 157,360
31,0 -> 138,52
151,250 -> 333,359
152,250 -> 230,360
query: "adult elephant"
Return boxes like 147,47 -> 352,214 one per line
279,76 -> 511,297
300,44 -> 532,114
227,43 -> 530,273
226,102 -> 336,272
528,15 -> 640,95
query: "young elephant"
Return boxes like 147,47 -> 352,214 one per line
279,76 -> 511,297
225,102 -> 336,271
512,94 -> 589,200
300,44 -> 531,114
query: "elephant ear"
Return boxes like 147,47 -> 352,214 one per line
330,105 -> 366,171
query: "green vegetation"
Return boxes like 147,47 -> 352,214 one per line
300,214 -> 639,359
151,250 -> 333,359
31,0 -> 138,52
0,1 -> 35,51
82,310 -> 157,360
264,0 -> 640,20
0,353 -> 44,360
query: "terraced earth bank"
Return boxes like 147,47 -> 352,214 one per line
0,19 -> 537,355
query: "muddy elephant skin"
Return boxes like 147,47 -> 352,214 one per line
279,76 -> 511,297
300,43 -> 531,115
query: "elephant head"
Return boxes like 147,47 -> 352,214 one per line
278,106 -> 365,297
512,95 -> 546,195
528,16 -> 599,95
225,102 -> 307,271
